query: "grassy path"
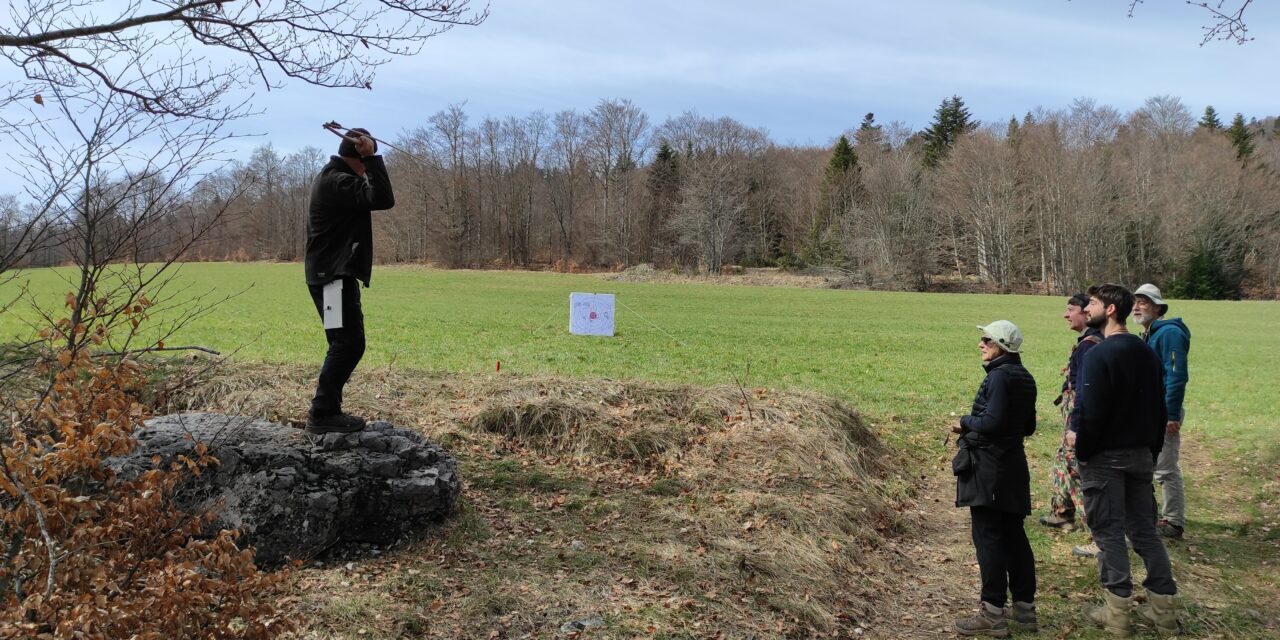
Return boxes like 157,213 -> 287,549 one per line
883,427 -> 1280,639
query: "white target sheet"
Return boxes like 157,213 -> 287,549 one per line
569,292 -> 615,336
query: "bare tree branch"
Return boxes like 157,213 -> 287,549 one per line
0,0 -> 488,118
1188,0 -> 1253,45
1126,0 -> 1254,45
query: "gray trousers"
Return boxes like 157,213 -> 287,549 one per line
1079,447 -> 1177,598
1155,430 -> 1185,528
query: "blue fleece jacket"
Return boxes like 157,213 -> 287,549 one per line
1145,317 -> 1190,421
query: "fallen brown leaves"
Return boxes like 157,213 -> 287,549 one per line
0,302 -> 291,639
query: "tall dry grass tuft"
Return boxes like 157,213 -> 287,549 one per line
171,365 -> 920,635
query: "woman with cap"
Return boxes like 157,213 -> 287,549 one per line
952,320 -> 1039,637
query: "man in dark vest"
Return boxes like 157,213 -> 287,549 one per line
303,128 -> 395,434
1073,283 -> 1178,636
1041,293 -> 1102,550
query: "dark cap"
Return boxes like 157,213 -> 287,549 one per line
1068,292 -> 1090,308
338,127 -> 376,158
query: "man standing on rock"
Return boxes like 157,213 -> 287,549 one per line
303,127 -> 395,434
1133,283 -> 1191,540
1073,283 -> 1178,636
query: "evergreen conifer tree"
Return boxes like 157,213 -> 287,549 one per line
805,135 -> 862,264
645,142 -> 682,258
855,112 -> 885,150
1199,105 -> 1223,132
826,135 -> 858,178
1226,113 -> 1255,159
921,96 -> 974,168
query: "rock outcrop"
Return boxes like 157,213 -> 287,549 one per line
107,413 -> 460,564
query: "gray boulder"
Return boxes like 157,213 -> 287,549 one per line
107,412 -> 460,564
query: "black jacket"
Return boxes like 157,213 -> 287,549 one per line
1072,332 -> 1167,461
954,353 -> 1037,514
304,155 -> 395,287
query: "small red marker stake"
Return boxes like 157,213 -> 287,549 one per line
496,360 -> 501,372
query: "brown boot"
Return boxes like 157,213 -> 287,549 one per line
955,601 -> 1009,637
1003,600 -> 1038,632
1085,589 -> 1132,637
1136,590 -> 1178,636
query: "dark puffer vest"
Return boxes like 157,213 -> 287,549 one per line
953,353 -> 1038,515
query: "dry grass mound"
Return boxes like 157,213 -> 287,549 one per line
169,364 -> 922,638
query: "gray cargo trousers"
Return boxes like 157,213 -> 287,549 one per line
1155,429 -> 1185,529
1078,447 -> 1177,598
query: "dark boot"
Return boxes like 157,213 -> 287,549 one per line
1004,600 -> 1038,632
955,601 -> 1009,637
1156,519 -> 1184,539
306,412 -> 366,434
1038,513 -> 1075,529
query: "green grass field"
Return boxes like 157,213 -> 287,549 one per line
3,263 -> 1279,637
3,263 -> 1276,450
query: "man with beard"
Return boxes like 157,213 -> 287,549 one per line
1040,293 -> 1103,558
1072,283 -> 1178,636
1133,283 -> 1191,540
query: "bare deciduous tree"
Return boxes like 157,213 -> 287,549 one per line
585,98 -> 649,266
674,154 -> 748,275
0,0 -> 488,118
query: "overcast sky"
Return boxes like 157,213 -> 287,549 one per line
3,0 -> 1277,195
235,0 -> 1277,155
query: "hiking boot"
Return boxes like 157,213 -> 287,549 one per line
1003,601 -> 1038,632
955,601 -> 1009,637
1039,513 -> 1076,529
306,412 -> 366,434
1156,519 -> 1184,539
1136,590 -> 1178,636
1072,542 -> 1100,558
1085,589 -> 1132,637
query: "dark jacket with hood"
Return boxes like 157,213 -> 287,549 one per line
304,155 -> 395,287
954,352 -> 1038,515
1144,317 -> 1190,422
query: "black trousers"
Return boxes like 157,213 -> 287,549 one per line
308,277 -> 365,417
970,506 -> 1036,606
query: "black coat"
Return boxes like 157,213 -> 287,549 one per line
954,353 -> 1037,515
304,155 -> 396,287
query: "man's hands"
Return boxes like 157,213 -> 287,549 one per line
353,133 -> 376,157
1166,420 -> 1181,436
951,422 -> 964,435
1065,430 -> 1077,448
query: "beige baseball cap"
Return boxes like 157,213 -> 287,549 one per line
976,320 -> 1023,354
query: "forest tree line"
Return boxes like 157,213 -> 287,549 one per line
4,95 -> 1279,299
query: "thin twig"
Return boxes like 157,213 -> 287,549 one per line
97,345 -> 222,357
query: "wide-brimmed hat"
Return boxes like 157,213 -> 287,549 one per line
976,320 -> 1023,354
1134,283 -> 1169,314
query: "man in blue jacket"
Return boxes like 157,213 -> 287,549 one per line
303,128 -> 396,434
1133,283 -> 1191,540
